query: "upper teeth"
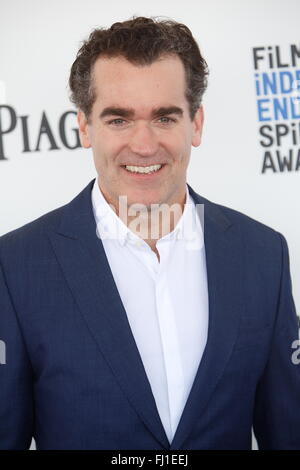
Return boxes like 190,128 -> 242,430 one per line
125,164 -> 162,174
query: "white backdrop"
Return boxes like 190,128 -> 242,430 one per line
1,0 -> 299,450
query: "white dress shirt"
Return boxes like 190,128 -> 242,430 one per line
91,178 -> 209,443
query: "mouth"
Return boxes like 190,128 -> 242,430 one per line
121,163 -> 166,178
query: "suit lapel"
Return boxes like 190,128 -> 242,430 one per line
47,179 -> 244,450
170,185 -> 245,449
47,179 -> 169,449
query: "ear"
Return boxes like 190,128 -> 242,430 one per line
191,106 -> 204,147
77,110 -> 91,148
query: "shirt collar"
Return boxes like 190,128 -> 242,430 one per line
91,178 -> 203,249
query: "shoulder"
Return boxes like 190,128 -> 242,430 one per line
0,179 -> 95,262
190,185 -> 283,242
214,199 -> 281,240
213,198 -> 285,257
188,185 -> 286,267
0,204 -> 67,265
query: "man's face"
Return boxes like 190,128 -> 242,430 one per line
78,54 -> 204,211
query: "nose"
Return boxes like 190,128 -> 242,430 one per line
128,122 -> 159,157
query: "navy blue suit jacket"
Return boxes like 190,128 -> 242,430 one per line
0,179 -> 299,449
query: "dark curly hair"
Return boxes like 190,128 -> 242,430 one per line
69,16 -> 209,121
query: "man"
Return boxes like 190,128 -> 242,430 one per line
0,17 -> 299,450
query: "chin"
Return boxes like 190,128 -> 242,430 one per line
126,192 -> 162,207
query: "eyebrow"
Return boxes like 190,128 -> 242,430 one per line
99,106 -> 184,120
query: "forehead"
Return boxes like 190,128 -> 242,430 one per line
91,55 -> 187,110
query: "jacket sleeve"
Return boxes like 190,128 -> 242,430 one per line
0,254 -> 34,449
253,232 -> 300,449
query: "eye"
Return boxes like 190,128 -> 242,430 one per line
158,116 -> 176,124
108,118 -> 126,126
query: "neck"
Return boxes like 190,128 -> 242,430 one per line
121,193 -> 186,243
98,182 -> 187,248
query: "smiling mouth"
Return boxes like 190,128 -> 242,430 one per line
122,164 -> 166,175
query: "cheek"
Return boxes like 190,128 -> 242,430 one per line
168,136 -> 191,163
91,139 -> 118,168
167,126 -> 192,154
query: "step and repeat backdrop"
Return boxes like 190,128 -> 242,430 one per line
1,0 -> 299,449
